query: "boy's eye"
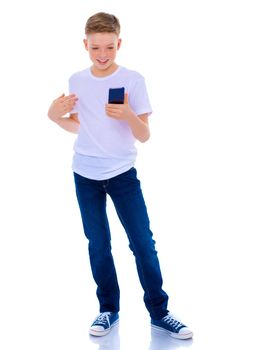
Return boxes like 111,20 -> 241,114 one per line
91,47 -> 114,50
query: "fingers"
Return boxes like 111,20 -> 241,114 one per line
63,94 -> 78,102
60,96 -> 78,107
55,93 -> 78,103
52,93 -> 78,114
105,105 -> 120,113
105,105 -> 124,119
57,94 -> 78,112
124,93 -> 128,104
105,105 -> 116,115
62,100 -> 77,112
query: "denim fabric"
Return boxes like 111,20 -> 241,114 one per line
73,167 -> 169,320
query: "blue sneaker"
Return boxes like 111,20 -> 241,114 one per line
151,312 -> 193,339
89,312 -> 119,337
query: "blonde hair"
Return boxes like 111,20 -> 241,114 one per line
85,12 -> 121,36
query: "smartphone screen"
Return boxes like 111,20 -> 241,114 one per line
108,87 -> 125,104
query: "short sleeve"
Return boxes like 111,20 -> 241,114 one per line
129,77 -> 152,117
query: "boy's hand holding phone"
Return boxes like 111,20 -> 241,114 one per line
105,89 -> 136,122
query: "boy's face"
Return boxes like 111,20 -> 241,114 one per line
83,32 -> 121,72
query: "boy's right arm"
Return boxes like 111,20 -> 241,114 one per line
48,93 -> 79,134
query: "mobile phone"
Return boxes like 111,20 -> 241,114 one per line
108,87 -> 125,104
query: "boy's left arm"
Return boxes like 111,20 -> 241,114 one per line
105,93 -> 150,143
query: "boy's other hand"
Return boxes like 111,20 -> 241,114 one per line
105,93 -> 136,121
48,93 -> 78,121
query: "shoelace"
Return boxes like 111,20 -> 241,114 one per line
162,314 -> 184,330
93,312 -> 111,326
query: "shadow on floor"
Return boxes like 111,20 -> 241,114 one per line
88,324 -> 193,350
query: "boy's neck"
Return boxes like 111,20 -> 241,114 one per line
90,63 -> 119,77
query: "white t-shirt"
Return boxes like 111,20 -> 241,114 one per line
68,66 -> 152,180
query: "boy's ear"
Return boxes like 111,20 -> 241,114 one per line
117,38 -> 122,50
83,38 -> 88,51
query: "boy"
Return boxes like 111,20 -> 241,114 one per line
47,12 -> 192,340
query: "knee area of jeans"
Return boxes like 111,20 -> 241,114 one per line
129,243 -> 158,259
88,242 -> 112,255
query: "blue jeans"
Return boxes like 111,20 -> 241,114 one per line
73,167 -> 169,320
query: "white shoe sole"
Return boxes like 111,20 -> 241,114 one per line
89,319 -> 119,337
151,324 -> 193,340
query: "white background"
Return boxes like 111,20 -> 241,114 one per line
0,1 -> 279,349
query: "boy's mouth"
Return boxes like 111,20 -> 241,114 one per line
97,59 -> 109,65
